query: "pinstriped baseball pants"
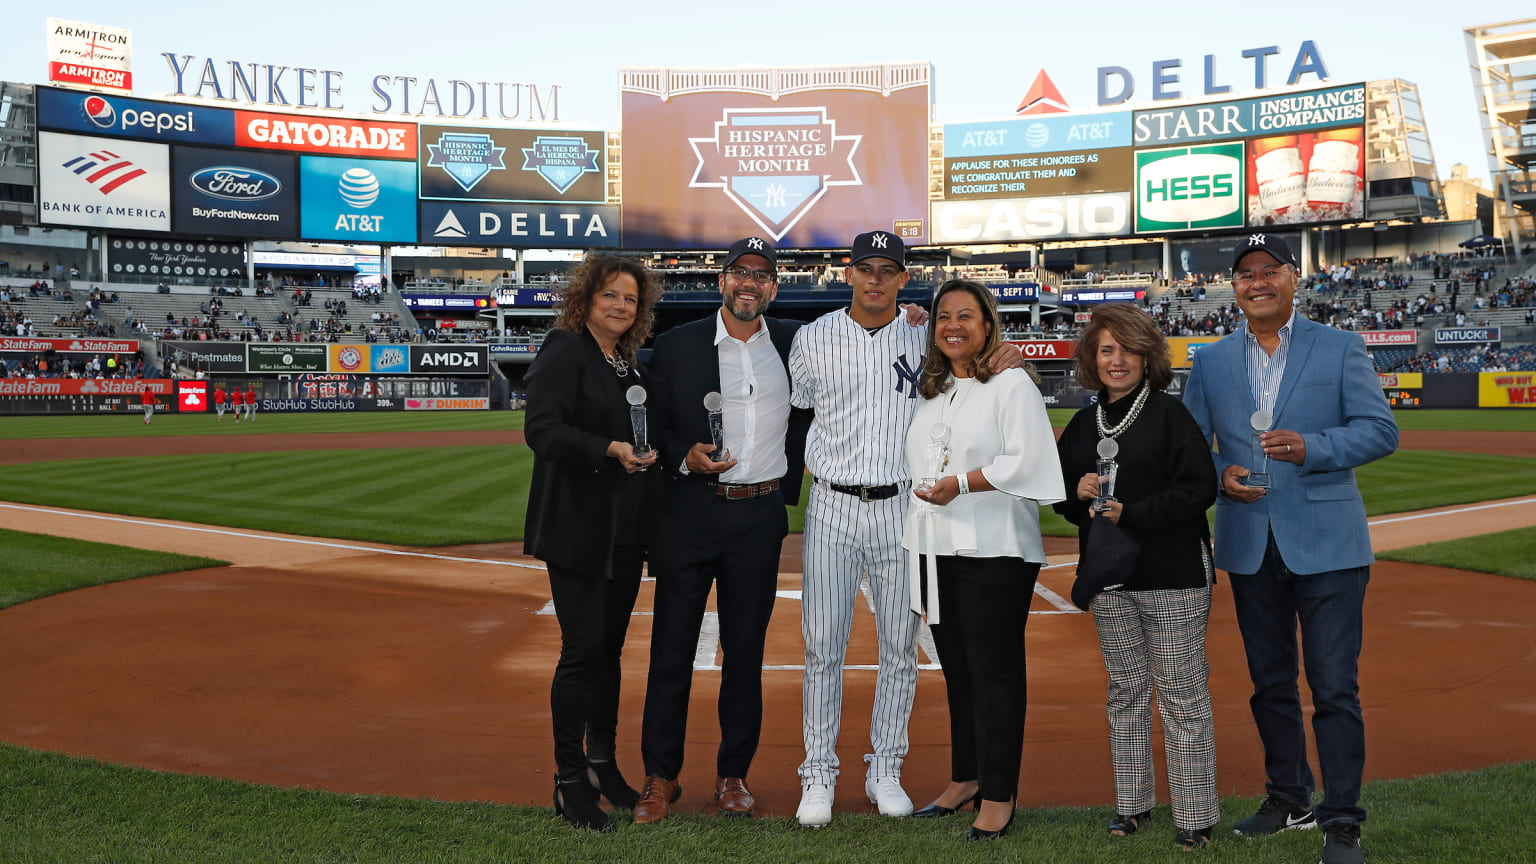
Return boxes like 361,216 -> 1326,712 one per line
798,482 -> 920,786
1091,587 -> 1220,830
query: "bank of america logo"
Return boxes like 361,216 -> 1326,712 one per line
61,149 -> 145,194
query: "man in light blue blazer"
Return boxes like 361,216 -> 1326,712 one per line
1183,233 -> 1397,864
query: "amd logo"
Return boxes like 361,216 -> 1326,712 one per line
421,351 -> 477,367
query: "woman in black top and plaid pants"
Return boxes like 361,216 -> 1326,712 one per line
1053,303 -> 1220,851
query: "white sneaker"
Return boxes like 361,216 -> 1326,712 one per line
796,783 -> 834,828
865,776 -> 913,817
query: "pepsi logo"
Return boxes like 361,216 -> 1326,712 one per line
190,166 -> 281,201
338,168 -> 380,208
84,96 -> 116,129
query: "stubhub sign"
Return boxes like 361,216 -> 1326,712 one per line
299,156 -> 416,242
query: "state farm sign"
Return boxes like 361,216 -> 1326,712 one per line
0,337 -> 139,353
0,378 -> 172,396
1006,339 -> 1077,359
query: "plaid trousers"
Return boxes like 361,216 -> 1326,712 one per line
1091,585 -> 1219,830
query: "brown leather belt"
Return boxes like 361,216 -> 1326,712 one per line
714,479 -> 781,500
823,480 -> 900,502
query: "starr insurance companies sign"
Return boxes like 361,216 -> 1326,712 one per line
47,18 -> 133,92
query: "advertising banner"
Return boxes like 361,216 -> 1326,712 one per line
299,156 -> 417,243
1166,335 -> 1222,368
1435,327 -> 1500,345
419,125 -> 606,202
1478,371 -> 1536,407
370,344 -> 411,374
235,111 -> 417,159
1061,287 -> 1147,305
248,344 -> 327,372
38,131 -> 170,232
989,282 -> 1040,303
418,201 -> 620,248
404,396 -> 489,410
171,146 -> 298,238
410,344 -> 489,374
620,65 -> 931,248
37,86 -> 235,145
942,112 -> 1132,201
1132,84 -> 1366,147
0,336 -> 139,353
1004,340 -> 1077,360
0,378 -> 172,395
401,294 -> 489,311
177,380 -> 208,412
108,237 -> 245,281
489,343 -> 538,357
46,18 -> 133,92
1360,330 -> 1418,347
163,341 -> 247,373
1134,142 -> 1245,232
491,286 -> 560,307
1247,127 -> 1364,226
323,344 -> 409,374
1377,372 -> 1423,389
931,192 -> 1131,244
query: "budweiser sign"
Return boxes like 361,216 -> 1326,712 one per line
0,337 -> 140,353
1358,330 -> 1416,347
0,378 -> 173,396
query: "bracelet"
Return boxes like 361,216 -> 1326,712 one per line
956,473 -> 970,495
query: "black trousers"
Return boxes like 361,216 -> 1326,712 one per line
922,554 -> 1040,803
547,544 -> 644,783
641,487 -> 785,780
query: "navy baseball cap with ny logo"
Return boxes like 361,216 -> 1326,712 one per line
850,230 -> 906,269
1232,232 -> 1297,272
723,236 -> 777,271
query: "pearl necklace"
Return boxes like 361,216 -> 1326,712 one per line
1096,380 -> 1150,440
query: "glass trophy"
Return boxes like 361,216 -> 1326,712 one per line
916,423 -> 951,494
703,391 -> 729,462
1244,409 -> 1273,488
626,385 -> 651,457
1092,437 -> 1119,512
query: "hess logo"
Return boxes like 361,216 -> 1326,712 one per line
190,166 -> 281,201
84,96 -> 116,128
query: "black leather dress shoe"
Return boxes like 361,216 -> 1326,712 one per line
968,810 -> 1015,841
913,793 -> 981,818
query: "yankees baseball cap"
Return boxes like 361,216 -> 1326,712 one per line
1232,233 -> 1297,272
722,237 -> 777,271
849,230 -> 906,269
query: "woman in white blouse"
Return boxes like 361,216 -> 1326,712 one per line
902,279 -> 1065,840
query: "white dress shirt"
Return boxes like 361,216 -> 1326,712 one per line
713,310 -> 789,485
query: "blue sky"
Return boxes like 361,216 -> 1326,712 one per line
12,1 -> 1532,186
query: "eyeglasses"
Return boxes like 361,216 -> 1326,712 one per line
724,266 -> 775,284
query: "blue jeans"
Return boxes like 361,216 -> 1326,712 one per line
1229,533 -> 1369,827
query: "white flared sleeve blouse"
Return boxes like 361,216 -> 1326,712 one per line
902,367 -> 1066,622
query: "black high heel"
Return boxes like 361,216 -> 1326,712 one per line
968,809 -> 1015,841
913,791 -> 982,818
586,759 -> 640,810
554,774 -> 613,833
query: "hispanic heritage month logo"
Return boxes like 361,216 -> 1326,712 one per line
689,107 -> 862,242
426,132 -> 506,192
521,136 -> 600,194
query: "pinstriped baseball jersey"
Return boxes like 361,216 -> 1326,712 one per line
788,310 -> 927,485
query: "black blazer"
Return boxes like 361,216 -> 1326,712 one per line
646,313 -> 812,519
523,327 -> 667,579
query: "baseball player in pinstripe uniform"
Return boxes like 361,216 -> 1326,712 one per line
789,231 -> 1024,827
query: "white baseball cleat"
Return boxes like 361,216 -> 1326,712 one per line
865,776 -> 913,817
796,783 -> 834,828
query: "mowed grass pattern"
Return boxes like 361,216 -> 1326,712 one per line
0,528 -> 226,608
0,446 -> 531,547
1379,525 -> 1536,581
0,410 -> 524,440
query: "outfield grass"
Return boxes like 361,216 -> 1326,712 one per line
0,528 -> 227,609
0,410 -> 524,439
1,448 -> 1527,546
1379,526 -> 1536,581
0,446 -> 530,547
0,743 -> 1529,864
1388,409 -> 1536,432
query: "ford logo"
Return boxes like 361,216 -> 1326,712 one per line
189,166 -> 281,201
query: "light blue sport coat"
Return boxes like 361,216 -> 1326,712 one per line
1182,315 -> 1399,576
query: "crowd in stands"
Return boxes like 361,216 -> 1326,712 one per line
1,349 -> 146,379
1382,344 -> 1536,374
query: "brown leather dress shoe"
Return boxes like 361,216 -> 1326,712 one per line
714,776 -> 754,816
633,775 -> 681,825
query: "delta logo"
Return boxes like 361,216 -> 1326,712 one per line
689,107 -> 862,242
1016,70 -> 1070,115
